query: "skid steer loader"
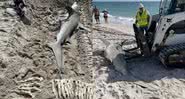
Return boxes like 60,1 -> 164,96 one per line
126,0 -> 185,67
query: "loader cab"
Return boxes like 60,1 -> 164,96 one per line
159,0 -> 185,15
151,0 -> 185,51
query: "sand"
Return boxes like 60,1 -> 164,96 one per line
93,23 -> 185,99
1,0 -> 185,98
0,0 -> 93,98
98,23 -> 134,35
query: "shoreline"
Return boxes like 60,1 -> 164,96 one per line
97,23 -> 134,35
96,14 -> 135,25
93,22 -> 136,41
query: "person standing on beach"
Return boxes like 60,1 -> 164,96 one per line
135,3 -> 150,34
93,6 -> 100,24
134,3 -> 151,55
102,9 -> 109,23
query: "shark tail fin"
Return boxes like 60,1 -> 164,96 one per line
48,42 -> 64,75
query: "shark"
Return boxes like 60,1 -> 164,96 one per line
99,38 -> 128,75
49,2 -> 90,77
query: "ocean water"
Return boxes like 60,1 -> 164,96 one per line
92,1 -> 160,24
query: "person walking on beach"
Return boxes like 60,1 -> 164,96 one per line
93,6 -> 100,24
102,9 -> 109,23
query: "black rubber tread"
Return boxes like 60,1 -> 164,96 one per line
159,43 -> 185,67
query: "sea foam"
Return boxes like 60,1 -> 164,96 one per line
99,13 -> 135,25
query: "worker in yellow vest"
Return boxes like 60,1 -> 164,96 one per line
133,3 -> 151,55
135,3 -> 150,34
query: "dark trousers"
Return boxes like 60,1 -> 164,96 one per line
133,24 -> 150,56
140,27 -> 148,34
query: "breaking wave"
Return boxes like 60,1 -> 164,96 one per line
99,13 -> 135,25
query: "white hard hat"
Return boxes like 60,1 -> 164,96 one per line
139,3 -> 144,8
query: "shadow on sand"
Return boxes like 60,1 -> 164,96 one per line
104,56 -> 185,83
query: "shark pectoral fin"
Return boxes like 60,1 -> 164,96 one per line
48,42 -> 64,73
78,23 -> 91,32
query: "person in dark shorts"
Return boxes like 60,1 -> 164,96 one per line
102,9 -> 109,23
93,6 -> 100,24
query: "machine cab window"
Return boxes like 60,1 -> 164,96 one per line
160,0 -> 185,15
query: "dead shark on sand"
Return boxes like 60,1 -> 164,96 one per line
49,2 -> 91,76
99,38 -> 128,75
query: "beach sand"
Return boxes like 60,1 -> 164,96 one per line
0,0 -> 93,98
98,23 -> 134,35
93,23 -> 185,99
1,0 -> 185,98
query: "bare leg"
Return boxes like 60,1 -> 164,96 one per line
98,18 -> 100,24
104,18 -> 108,23
106,18 -> 108,23
95,19 -> 98,24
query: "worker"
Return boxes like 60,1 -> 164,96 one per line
135,3 -> 150,35
134,3 -> 151,56
102,9 -> 109,23
93,6 -> 100,24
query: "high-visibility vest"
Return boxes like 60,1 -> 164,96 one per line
136,9 -> 149,27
